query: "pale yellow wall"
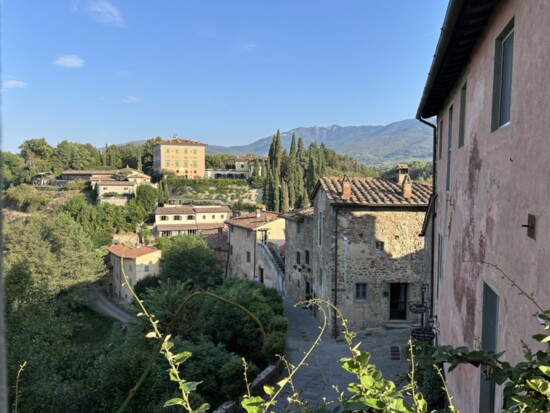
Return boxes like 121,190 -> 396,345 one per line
111,250 -> 161,303
153,143 -> 205,177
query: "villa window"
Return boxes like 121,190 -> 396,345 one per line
296,251 -> 301,265
144,265 -> 150,272
160,216 -> 168,221
492,19 -> 514,131
375,241 -> 384,251
187,215 -> 194,220
174,215 -> 182,221
305,250 -> 310,265
246,251 -> 251,263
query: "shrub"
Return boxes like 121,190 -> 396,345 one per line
268,315 -> 288,334
262,331 -> 286,363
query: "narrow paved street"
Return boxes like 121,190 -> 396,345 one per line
273,297 -> 411,412
88,282 -> 136,323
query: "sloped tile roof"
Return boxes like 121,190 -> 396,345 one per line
155,205 -> 231,215
157,137 -> 206,146
313,177 -> 432,207
202,229 -> 229,250
225,212 -> 282,230
279,207 -> 314,222
108,244 -> 160,259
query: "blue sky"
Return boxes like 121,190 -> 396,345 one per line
2,1 -> 447,153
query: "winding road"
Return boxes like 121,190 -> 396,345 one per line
88,282 -> 136,323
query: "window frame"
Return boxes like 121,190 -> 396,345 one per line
458,82 -> 467,148
491,19 -> 515,131
355,283 -> 367,300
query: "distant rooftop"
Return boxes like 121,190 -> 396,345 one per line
107,244 -> 160,259
155,136 -> 206,146
225,211 -> 282,230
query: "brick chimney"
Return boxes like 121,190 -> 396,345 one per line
401,174 -> 412,199
395,164 -> 409,186
341,175 -> 352,200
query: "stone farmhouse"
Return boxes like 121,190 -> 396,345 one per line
153,204 -> 231,237
152,136 -> 206,178
417,0 -> 550,411
107,244 -> 161,303
283,167 -> 431,336
225,211 -> 286,290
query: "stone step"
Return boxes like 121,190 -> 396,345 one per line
384,320 -> 411,330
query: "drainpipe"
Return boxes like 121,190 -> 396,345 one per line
224,225 -> 231,278
417,117 -> 437,320
253,229 -> 257,280
333,206 -> 341,338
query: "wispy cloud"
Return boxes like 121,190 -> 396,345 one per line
123,95 -> 143,103
240,42 -> 258,51
72,0 -> 124,27
2,78 -> 29,89
87,0 -> 124,26
53,54 -> 85,68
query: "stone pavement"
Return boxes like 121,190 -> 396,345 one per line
272,297 -> 411,412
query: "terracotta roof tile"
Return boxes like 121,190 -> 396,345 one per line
155,205 -> 231,215
202,229 -> 228,250
156,137 -> 206,146
279,208 -> 314,222
108,244 -> 160,259
315,177 -> 432,207
225,212 -> 282,230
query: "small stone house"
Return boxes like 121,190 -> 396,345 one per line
225,211 -> 286,290
107,244 -> 161,303
283,167 -> 432,336
153,205 -> 231,237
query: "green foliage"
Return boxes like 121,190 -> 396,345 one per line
268,315 -> 288,334
205,154 -> 234,169
136,183 -> 158,212
1,150 -> 25,188
262,332 -> 286,363
158,235 -> 223,288
4,213 -> 105,294
4,184 -> 53,212
134,275 -> 161,299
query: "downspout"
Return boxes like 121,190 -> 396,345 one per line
418,117 -> 437,319
253,229 -> 257,280
333,206 -> 341,338
224,225 -> 231,278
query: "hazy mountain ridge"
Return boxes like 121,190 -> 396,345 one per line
206,119 -> 433,165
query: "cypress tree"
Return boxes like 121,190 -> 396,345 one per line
137,145 -> 143,171
281,181 -> 289,212
273,175 -> 280,213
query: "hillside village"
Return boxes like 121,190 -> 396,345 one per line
3,0 -> 550,412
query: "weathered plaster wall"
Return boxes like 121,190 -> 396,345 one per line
431,1 -> 550,411
284,216 -> 315,302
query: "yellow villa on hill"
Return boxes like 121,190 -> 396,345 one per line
152,136 -> 206,178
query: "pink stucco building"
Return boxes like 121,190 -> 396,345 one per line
417,0 -> 550,411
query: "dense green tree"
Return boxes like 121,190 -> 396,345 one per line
159,235 -> 223,288
1,151 -> 24,188
135,184 -> 158,213
19,137 -> 54,163
142,136 -> 163,174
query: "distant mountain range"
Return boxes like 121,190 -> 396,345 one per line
122,119 -> 434,166
206,119 -> 433,165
